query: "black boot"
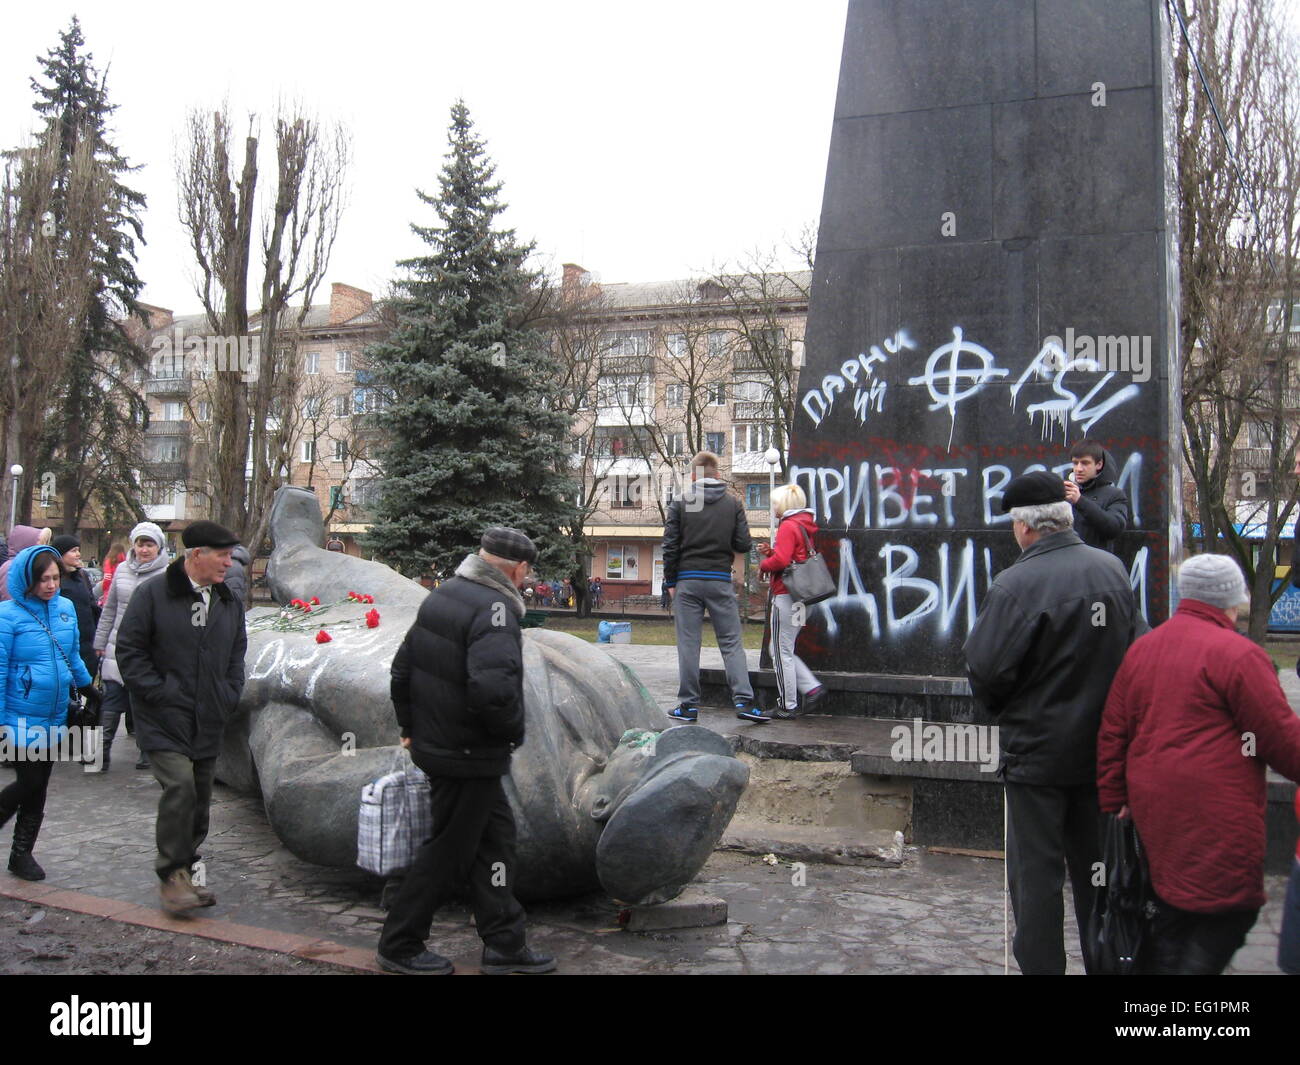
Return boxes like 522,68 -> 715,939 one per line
9,809 -> 45,881
99,706 -> 121,772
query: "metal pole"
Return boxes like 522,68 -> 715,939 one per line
8,476 -> 17,530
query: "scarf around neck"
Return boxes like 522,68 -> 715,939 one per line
455,553 -> 525,617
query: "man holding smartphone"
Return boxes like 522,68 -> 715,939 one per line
1063,439 -> 1129,554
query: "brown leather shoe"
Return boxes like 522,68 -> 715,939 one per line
191,881 -> 216,907
160,869 -> 203,915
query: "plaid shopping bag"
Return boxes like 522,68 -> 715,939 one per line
357,763 -> 432,876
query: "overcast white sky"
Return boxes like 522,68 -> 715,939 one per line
1,1 -> 850,313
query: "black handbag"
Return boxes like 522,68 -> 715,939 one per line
16,602 -> 98,729
781,522 -> 836,606
1088,813 -> 1156,975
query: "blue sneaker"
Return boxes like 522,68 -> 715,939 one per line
735,702 -> 771,723
667,704 -> 699,721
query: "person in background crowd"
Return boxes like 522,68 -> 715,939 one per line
224,543 -> 252,607
963,471 -> 1143,975
561,578 -> 573,608
36,529 -> 51,547
536,580 -> 551,608
591,577 -> 603,609
757,484 -> 825,719
93,523 -> 169,772
115,521 -> 246,915
377,527 -> 555,975
0,526 -> 43,603
1099,554 -> 1300,974
1063,439 -> 1129,554
0,546 -> 100,879
100,541 -> 126,607
52,535 -> 100,681
662,451 -> 761,723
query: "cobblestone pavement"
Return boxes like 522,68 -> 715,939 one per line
0,640 -> 1289,974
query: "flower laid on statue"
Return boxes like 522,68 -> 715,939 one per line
315,629 -> 332,644
249,592 -> 379,635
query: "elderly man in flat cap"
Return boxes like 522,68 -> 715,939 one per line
115,520 -> 246,915
963,470 -> 1144,975
376,527 -> 556,976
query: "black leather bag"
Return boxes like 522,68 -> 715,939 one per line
1088,813 -> 1155,974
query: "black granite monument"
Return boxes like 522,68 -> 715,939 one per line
787,0 -> 1180,688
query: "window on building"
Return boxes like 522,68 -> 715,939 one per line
197,401 -> 211,422
604,331 -> 650,357
353,479 -> 383,507
162,401 -> 184,422
706,384 -> 726,407
665,432 -> 687,457
1266,300 -> 1300,333
354,387 -> 388,413
705,432 -> 725,455
665,333 -> 689,361
335,393 -> 351,417
154,438 -> 182,463
333,440 -> 348,463
302,439 -> 316,463
665,383 -> 685,408
733,379 -> 773,405
708,331 -> 731,360
605,544 -> 640,580
336,350 -> 353,373
142,483 -> 177,506
305,351 -> 320,374
733,423 -> 774,454
745,483 -> 771,510
597,375 -> 650,410
303,397 -> 322,419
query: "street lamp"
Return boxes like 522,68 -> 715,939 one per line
763,446 -> 781,543
8,464 -> 22,531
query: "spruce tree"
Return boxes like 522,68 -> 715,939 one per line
365,101 -> 576,577
28,16 -> 148,531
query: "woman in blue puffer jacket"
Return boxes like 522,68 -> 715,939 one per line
0,546 -> 98,880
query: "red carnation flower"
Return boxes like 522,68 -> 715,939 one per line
315,629 -> 332,643
365,609 -> 380,628
309,596 -> 320,605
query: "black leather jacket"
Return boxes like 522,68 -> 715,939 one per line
963,530 -> 1144,786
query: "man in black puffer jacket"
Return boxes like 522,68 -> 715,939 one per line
376,527 -> 555,977
1064,439 -> 1129,554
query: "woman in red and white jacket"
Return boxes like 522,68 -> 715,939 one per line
757,484 -> 825,719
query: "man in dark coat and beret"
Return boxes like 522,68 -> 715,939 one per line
377,527 -> 556,976
116,520 -> 246,915
963,471 -> 1143,975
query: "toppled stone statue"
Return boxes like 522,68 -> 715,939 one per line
218,486 -> 749,905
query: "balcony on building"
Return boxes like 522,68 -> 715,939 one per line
143,372 -> 193,396
145,420 -> 192,437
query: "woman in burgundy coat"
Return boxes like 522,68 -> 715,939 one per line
1098,554 -> 1300,974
